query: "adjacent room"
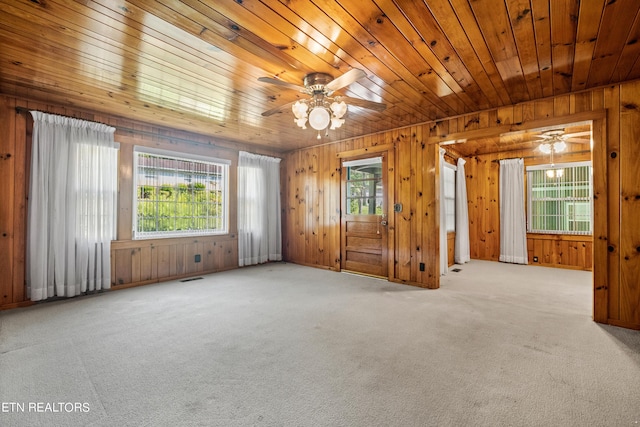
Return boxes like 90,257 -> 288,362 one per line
1,1 -> 639,425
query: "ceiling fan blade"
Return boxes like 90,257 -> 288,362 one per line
261,100 -> 297,117
337,96 -> 387,112
565,138 -> 590,143
325,69 -> 367,92
563,131 -> 591,139
257,77 -> 307,93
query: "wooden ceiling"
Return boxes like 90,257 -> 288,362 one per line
1,0 -> 638,153
447,122 -> 592,157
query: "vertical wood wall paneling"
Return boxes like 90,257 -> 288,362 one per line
386,144 -> 397,279
422,141 -> 439,287
12,101 -> 27,303
5,79 -> 640,328
592,115 -> 610,322
466,143 -> 593,270
447,232 -> 456,266
619,83 -> 640,326
0,97 -> 16,306
0,95 -> 273,301
411,128 -> 421,282
396,130 -> 412,282
604,86 -> 621,321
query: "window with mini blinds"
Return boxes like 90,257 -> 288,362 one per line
133,147 -> 229,238
526,162 -> 592,235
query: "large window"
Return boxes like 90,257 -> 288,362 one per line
443,164 -> 456,232
133,147 -> 229,238
526,162 -> 592,235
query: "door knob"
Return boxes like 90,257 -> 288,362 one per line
380,220 -> 388,226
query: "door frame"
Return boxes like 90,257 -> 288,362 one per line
427,110 -> 608,324
337,144 -> 395,280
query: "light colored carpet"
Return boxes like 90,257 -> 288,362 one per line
1,260 -> 639,426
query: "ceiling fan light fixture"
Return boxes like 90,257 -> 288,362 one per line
259,68 -> 386,138
294,117 -> 307,129
330,101 -> 347,118
308,107 -> 331,130
292,100 -> 308,119
330,116 -> 345,130
546,168 -> 564,178
539,143 -> 552,154
553,140 -> 567,153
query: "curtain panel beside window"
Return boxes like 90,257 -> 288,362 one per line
439,148 -> 448,275
499,158 -> 528,265
237,151 -> 282,267
27,111 -> 117,301
454,158 -> 471,264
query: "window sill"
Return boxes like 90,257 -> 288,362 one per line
526,233 -> 592,242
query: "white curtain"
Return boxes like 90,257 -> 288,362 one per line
439,148 -> 448,276
238,151 -> 282,266
499,158 -> 528,264
27,111 -> 117,301
455,158 -> 470,264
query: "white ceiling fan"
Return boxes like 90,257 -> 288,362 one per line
533,129 -> 591,154
258,69 -> 386,137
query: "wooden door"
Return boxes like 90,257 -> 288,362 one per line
341,155 -> 388,278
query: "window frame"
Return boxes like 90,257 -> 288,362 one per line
526,160 -> 593,236
132,146 -> 230,239
443,162 -> 456,233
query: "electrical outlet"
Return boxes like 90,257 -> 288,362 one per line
419,262 -> 425,271
533,256 -> 538,262
195,254 -> 201,263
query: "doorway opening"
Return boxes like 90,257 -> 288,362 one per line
439,119 -> 595,308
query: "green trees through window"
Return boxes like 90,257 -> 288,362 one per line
345,166 -> 382,215
134,151 -> 228,238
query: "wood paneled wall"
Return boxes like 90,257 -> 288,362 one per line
2,80 -> 640,329
283,81 -> 640,330
282,132 -> 440,288
527,235 -> 592,271
0,94 -> 280,308
111,235 -> 238,288
447,232 -> 455,267
463,146 -> 592,270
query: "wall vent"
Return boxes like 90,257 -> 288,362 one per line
179,277 -> 203,282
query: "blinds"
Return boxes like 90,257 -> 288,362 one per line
527,163 -> 592,235
443,165 -> 456,232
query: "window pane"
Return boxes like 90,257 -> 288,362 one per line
134,151 -> 228,238
527,164 -> 592,235
345,161 -> 382,215
444,166 -> 456,232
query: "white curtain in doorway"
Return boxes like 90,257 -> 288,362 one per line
439,148 -> 448,275
455,158 -> 470,264
499,158 -> 528,264
27,111 -> 117,301
238,151 -> 282,266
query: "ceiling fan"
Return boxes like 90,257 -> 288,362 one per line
533,129 -> 591,154
258,69 -> 386,136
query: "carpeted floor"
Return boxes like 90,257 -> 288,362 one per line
1,260 -> 639,426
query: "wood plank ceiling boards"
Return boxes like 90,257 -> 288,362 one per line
1,0 -> 638,152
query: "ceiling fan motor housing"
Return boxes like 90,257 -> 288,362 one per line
304,72 -> 334,94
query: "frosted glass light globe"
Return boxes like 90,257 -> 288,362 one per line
330,101 -> 347,118
330,117 -> 345,129
291,101 -> 308,119
308,107 -> 331,130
